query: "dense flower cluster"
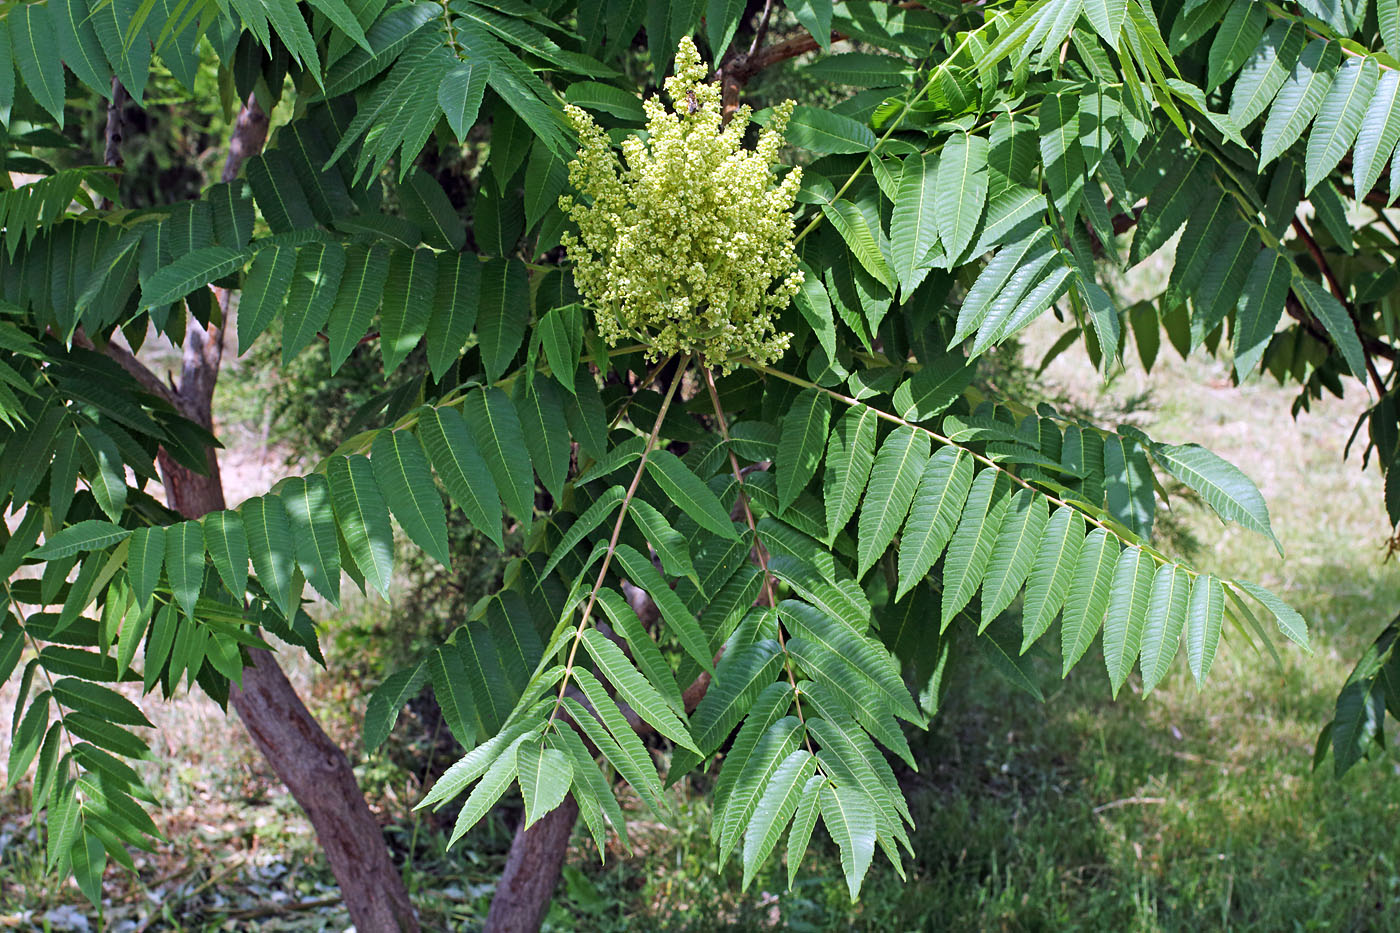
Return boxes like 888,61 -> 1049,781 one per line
559,38 -> 803,371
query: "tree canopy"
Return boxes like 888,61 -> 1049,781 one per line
4,0 -> 1397,919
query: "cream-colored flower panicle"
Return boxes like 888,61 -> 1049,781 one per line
559,37 -> 803,372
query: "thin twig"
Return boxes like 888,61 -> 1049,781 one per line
700,364 -> 813,745
549,355 -> 691,724
1092,796 -> 1166,814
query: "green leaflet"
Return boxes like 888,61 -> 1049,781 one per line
715,715 -> 803,865
1294,276 -> 1368,384
1139,563 -> 1190,694
379,247 -> 437,373
1186,573 -> 1225,686
1304,57 -> 1376,193
1233,248 -> 1291,379
446,731 -> 530,847
941,469 -> 1012,622
777,388 -> 830,512
681,639 -> 784,759
896,447 -> 973,600
417,407 -> 504,549
1258,39 -> 1340,169
613,543 -> 713,673
627,499 -> 697,583
280,474 -> 342,605
1353,70 -> 1400,200
1208,0 -> 1266,91
540,486 -> 625,581
477,259 -> 530,381
30,521 -> 131,561
551,723 -> 629,853
327,454 -> 395,597
1103,433 -> 1154,539
1103,546 -> 1154,696
569,671 -> 669,817
594,587 -> 685,714
581,629 -> 699,753
126,526 -> 165,608
785,106 -> 877,154
237,245 -> 297,354
463,387 -> 535,533
539,303 -> 583,394
242,496 -> 297,619
935,133 -> 989,266
741,749 -> 816,889
246,151 -> 318,233
283,242 -> 347,366
889,152 -> 940,295
399,169 -> 465,251
364,662 -> 428,752
979,489 -> 1049,629
164,520 -> 205,622
1021,505 -> 1084,651
820,782 -> 877,901
371,429 -> 450,568
857,426 -> 930,579
779,599 -> 918,725
787,772 -> 827,889
821,199 -> 893,290
1236,580 -> 1310,651
12,4 -> 64,124
140,247 -> 249,309
1229,21 -> 1304,128
892,356 -> 975,423
202,510 -> 249,602
439,62 -> 491,141
647,450 -> 737,540
517,743 -> 573,829
327,244 -> 390,374
513,373 -> 570,501
1060,527 -> 1119,675
822,406 -> 877,540
1150,441 -> 1280,554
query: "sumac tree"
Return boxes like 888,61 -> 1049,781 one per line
7,0 -> 1399,929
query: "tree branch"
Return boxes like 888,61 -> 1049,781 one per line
1291,217 -> 1389,394
717,30 -> 849,119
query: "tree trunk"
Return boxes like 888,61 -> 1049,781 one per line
153,93 -> 420,932
484,797 -> 580,933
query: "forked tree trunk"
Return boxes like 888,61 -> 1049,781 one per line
484,798 -> 580,932
155,94 -> 419,932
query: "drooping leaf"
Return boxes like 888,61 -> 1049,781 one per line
1139,563 -> 1190,694
1103,546 -> 1154,696
940,468 -> 1012,622
777,389 -> 830,512
1186,573 -> 1225,686
857,426 -> 931,579
896,447 -> 973,600
371,429 -> 450,568
1060,527 -> 1119,675
822,406 -> 878,539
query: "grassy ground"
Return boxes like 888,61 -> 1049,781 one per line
3,323 -> 1399,931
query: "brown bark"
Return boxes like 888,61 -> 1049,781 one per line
154,93 -> 420,932
484,797 -> 580,933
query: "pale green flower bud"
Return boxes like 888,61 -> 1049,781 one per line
559,38 -> 803,373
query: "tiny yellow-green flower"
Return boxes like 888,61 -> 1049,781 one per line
559,37 -> 803,373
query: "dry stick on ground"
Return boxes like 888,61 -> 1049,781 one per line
102,94 -> 420,931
